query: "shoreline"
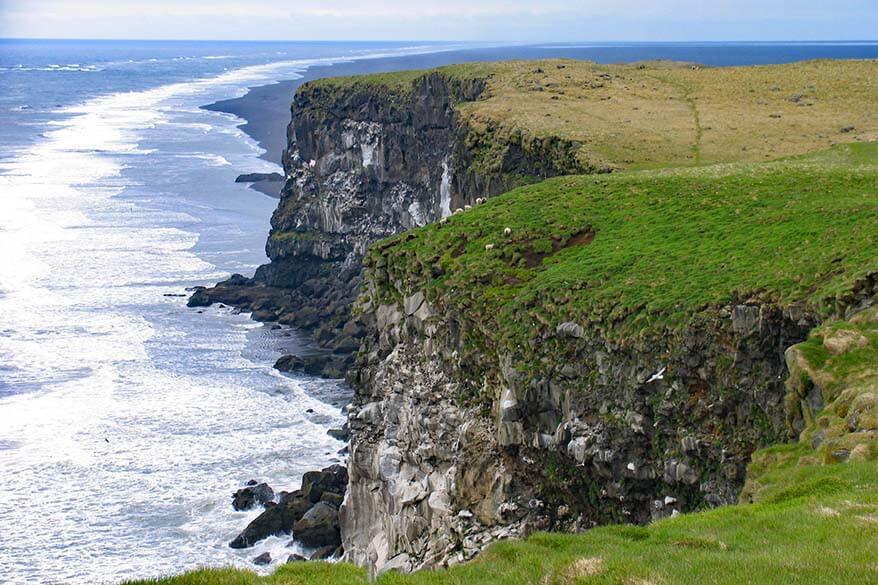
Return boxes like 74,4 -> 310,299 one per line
202,50 -> 515,169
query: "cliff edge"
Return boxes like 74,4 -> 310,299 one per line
343,143 -> 878,572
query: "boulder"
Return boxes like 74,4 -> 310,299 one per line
293,502 -> 341,548
274,354 -> 347,378
187,287 -> 211,308
222,273 -> 253,287
327,423 -> 350,442
286,554 -> 306,563
309,544 -> 339,560
229,492 -> 313,549
252,552 -> 272,566
301,465 -> 348,503
232,482 -> 275,511
319,491 -> 344,509
556,321 -> 584,338
236,172 -> 284,184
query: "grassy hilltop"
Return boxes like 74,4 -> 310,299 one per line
134,60 -> 878,584
368,143 -> 878,355
311,59 -> 878,170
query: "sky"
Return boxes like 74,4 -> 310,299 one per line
1,0 -> 876,42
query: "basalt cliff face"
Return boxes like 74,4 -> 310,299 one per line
191,72 -> 592,374
181,61 -> 878,582
339,249 -> 831,572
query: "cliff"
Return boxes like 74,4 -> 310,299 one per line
158,60 -> 878,585
191,64 -> 597,374
191,59 -> 878,377
342,143 -> 878,572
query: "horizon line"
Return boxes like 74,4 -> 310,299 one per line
2,37 -> 878,44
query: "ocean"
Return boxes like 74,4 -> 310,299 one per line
1,39 -> 877,584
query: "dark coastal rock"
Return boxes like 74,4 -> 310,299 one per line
301,465 -> 348,503
286,554 -> 306,563
229,491 -> 313,549
236,172 -> 284,184
224,273 -> 254,287
309,545 -> 340,560
273,353 -> 349,380
252,552 -> 272,566
326,423 -> 349,442
292,502 -> 340,548
319,491 -> 344,509
274,354 -> 318,375
186,287 -> 211,308
232,482 -> 275,511
229,504 -> 284,549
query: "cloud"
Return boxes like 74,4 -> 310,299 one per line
1,0 -> 875,40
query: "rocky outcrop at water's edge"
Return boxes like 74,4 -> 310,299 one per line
229,465 -> 348,558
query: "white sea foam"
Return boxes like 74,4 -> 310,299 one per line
184,153 -> 233,166
0,42 -> 474,583
0,41 -> 472,583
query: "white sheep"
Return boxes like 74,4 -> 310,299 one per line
485,243 -> 495,251
440,217 -> 449,225
503,227 -> 512,236
464,205 -> 472,211
453,208 -> 463,215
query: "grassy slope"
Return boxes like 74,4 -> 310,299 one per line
312,59 -> 878,170
368,143 -> 878,356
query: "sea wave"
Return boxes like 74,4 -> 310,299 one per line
0,63 -> 104,73
0,42 -> 465,584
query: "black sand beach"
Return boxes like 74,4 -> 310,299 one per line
202,47 -> 547,197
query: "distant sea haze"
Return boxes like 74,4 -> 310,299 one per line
1,40 -> 877,584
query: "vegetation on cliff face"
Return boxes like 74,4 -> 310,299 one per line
744,305 -> 878,501
365,143 -> 878,365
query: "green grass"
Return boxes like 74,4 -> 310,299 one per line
365,143 -> 878,364
307,62 -> 495,94
304,59 -> 878,171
